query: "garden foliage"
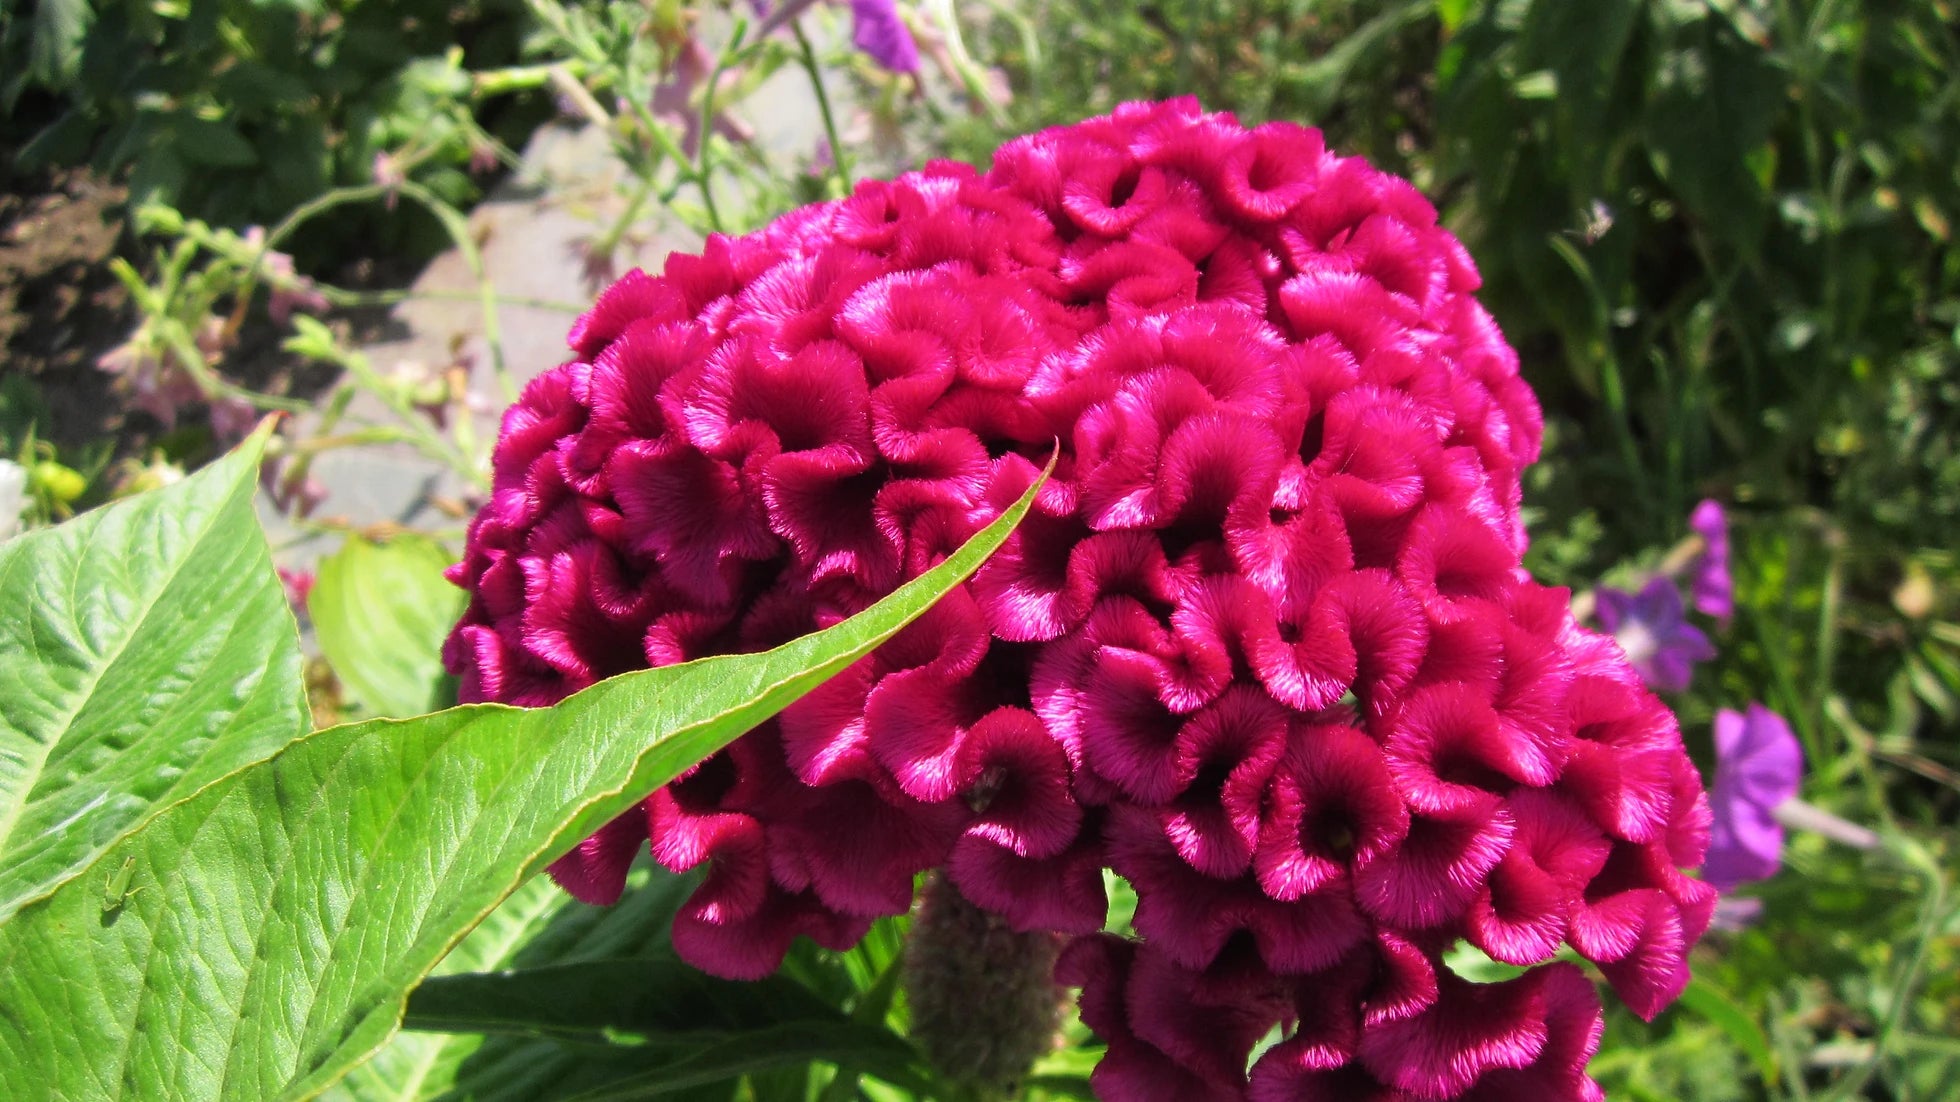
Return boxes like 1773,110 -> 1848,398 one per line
0,1 -> 1956,1100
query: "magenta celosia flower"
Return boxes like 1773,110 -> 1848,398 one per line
1689,499 -> 1732,623
445,99 -> 1714,1099
1593,577 -> 1716,693
1701,704 -> 1800,893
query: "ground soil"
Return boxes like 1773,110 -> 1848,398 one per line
0,164 -> 390,464
0,167 -> 134,452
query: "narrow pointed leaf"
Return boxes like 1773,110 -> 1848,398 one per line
1677,976 -> 1779,1086
0,456 -> 1047,1102
548,1021 -> 937,1102
402,959 -> 840,1041
324,863 -> 695,1102
0,423 -> 306,923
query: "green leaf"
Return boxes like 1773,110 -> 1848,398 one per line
1645,14 -> 1783,251
1518,0 -> 1642,193
402,959 -> 841,1042
125,142 -> 187,212
1278,0 -> 1429,119
28,0 -> 91,86
0,456 -> 1047,1102
310,533 -> 465,718
173,114 -> 260,168
545,1021 -> 935,1102
323,862 -> 694,1102
0,424 -> 306,924
406,1023 -> 910,1102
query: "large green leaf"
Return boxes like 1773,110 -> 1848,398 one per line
400,953 -> 939,1099
1517,0 -> 1642,196
410,1024 -> 909,1102
310,532 -> 465,718
27,0 -> 91,86
0,457 -> 1046,1102
348,858 -> 880,1102
536,1021 -> 934,1102
402,959 -> 842,1042
1644,13 -> 1783,252
0,424 -> 306,924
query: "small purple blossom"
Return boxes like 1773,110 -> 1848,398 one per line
849,0 -> 920,73
1701,704 -> 1802,893
1689,499 -> 1733,623
755,0 -> 920,74
1595,577 -> 1717,692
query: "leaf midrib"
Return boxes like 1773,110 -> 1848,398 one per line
382,885 -> 565,1102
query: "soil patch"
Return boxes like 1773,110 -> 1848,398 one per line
0,167 -> 133,452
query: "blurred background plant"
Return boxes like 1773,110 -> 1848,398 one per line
2,0 -> 1955,1099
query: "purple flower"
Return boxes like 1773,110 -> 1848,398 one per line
755,0 -> 920,74
849,0 -> 920,73
1594,577 -> 1717,693
1701,704 -> 1802,892
1689,499 -> 1732,623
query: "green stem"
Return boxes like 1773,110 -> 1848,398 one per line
315,286 -> 589,314
589,176 -> 657,269
1816,841 -> 1948,1102
328,347 -> 488,489
160,325 -> 309,415
793,18 -> 853,191
393,179 -> 515,406
693,21 -> 751,234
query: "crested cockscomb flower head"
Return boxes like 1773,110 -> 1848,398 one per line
445,99 -> 1713,1099
1593,577 -> 1716,693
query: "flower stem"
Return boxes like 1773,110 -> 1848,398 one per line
793,19 -> 853,192
903,875 -> 1065,1100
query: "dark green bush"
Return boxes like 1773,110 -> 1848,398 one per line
2,0 -> 543,263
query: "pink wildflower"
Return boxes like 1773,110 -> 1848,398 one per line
372,151 -> 406,209
445,100 -> 1711,1098
277,566 -> 316,612
242,226 -> 330,324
